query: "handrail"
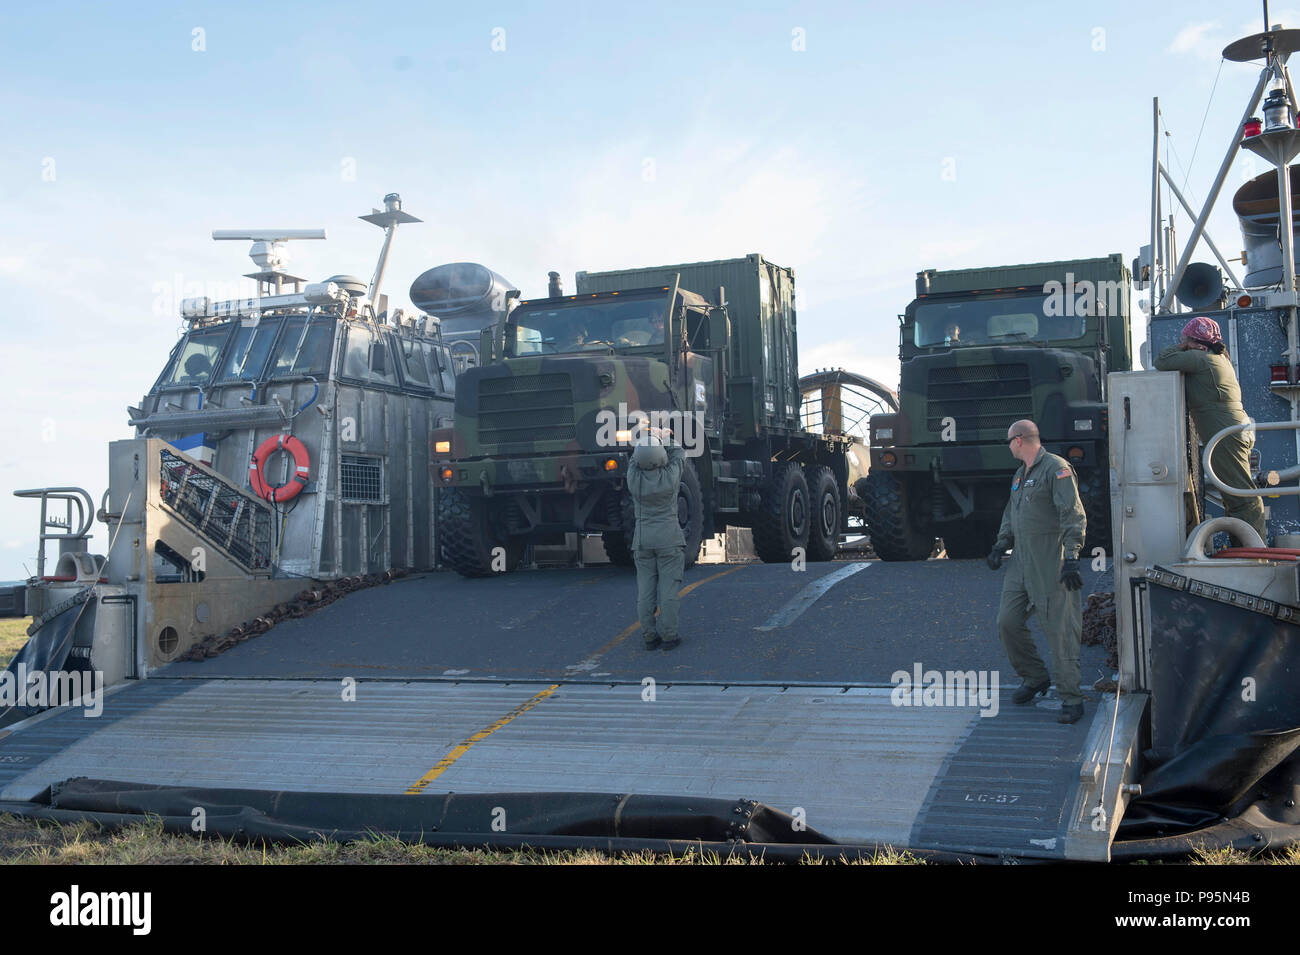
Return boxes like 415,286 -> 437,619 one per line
1182,517 -> 1265,560
1204,419 -> 1300,497
13,487 -> 95,578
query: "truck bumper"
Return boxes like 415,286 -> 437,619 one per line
870,441 -> 1104,474
435,451 -> 630,493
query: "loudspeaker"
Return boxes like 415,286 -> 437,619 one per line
1175,262 -> 1225,310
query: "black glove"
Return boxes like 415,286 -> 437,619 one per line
986,541 -> 1009,571
1059,557 -> 1083,591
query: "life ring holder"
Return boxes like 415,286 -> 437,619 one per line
249,434 -> 310,503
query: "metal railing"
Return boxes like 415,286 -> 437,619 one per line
1204,419 -> 1300,497
12,487 -> 94,578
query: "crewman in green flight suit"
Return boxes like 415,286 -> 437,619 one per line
1153,316 -> 1266,542
628,427 -> 686,650
987,419 -> 1088,724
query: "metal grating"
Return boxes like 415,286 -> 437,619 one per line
341,454 -> 384,502
159,449 -> 272,570
478,373 -> 575,445
926,363 -> 1032,433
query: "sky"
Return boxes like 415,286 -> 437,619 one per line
0,0 -> 1294,577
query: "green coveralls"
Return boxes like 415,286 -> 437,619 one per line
994,448 -> 1087,706
1153,344 -> 1266,540
628,444 -> 686,644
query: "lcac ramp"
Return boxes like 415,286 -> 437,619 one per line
0,675 -> 1146,860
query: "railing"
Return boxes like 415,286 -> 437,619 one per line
12,487 -> 94,578
158,449 -> 273,571
1203,420 -> 1300,497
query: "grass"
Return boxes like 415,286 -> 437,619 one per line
0,814 -> 928,865
0,618 -> 29,667
1188,843 -> 1300,865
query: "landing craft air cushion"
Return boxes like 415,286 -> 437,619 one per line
4,21 -> 1300,858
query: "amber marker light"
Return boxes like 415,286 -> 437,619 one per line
604,459 -> 618,471
881,452 -> 897,467
440,467 -> 453,481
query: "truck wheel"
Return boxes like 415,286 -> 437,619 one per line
678,463 -> 705,569
437,487 -> 521,578
1079,468 -> 1112,557
941,520 -> 994,560
861,471 -> 935,562
753,462 -> 811,563
601,492 -> 636,567
805,466 -> 841,562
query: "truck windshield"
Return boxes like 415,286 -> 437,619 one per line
511,294 -> 667,356
913,293 -> 1087,347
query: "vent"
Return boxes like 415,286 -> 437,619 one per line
341,454 -> 384,502
478,373 -> 576,446
926,363 -> 1032,434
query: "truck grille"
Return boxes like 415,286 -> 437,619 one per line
478,373 -> 576,446
926,363 -> 1033,434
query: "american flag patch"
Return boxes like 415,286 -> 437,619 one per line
1056,468 -> 1070,479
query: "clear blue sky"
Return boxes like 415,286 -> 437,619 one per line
0,1 -> 1291,575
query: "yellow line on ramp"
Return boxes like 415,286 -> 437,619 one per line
405,683 -> 561,795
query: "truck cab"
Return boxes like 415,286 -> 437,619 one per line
864,256 -> 1131,560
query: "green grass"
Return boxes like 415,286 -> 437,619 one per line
0,618 -> 30,667
0,814 -> 928,865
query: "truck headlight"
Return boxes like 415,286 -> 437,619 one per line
435,440 -> 451,454
876,428 -> 894,441
615,430 -> 633,443
1073,419 -> 1093,432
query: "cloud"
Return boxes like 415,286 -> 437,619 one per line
1168,21 -> 1222,59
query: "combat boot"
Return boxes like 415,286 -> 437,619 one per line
1011,679 -> 1050,704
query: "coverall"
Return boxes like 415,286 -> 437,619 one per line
627,443 -> 686,644
1153,344 -> 1266,540
994,448 -> 1087,707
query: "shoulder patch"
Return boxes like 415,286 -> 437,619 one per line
1056,468 -> 1071,479
1012,478 -> 1020,490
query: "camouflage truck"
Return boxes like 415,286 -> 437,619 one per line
861,255 -> 1131,561
431,254 -> 852,576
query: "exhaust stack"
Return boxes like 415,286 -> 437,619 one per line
1234,166 -> 1300,287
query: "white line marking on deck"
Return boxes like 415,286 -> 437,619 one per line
754,562 -> 872,632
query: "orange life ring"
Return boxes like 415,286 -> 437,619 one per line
249,434 -> 311,503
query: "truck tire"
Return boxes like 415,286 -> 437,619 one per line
861,471 -> 935,562
437,487 -> 521,578
601,492 -> 636,567
606,468 -> 704,569
805,466 -> 841,562
678,462 -> 705,569
941,520 -> 994,560
1078,468 -> 1112,557
753,462 -> 811,563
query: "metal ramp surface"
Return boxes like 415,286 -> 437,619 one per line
0,676 -> 1146,860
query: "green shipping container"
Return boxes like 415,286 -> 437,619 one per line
575,254 -> 800,443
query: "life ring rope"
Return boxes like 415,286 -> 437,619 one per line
249,434 -> 310,503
